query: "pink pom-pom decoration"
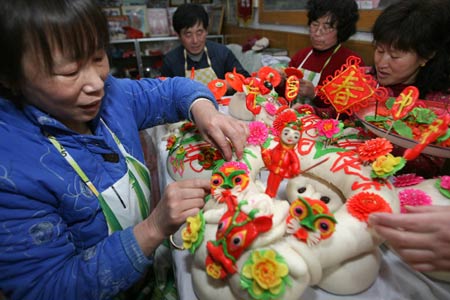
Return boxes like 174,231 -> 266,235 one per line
441,176 -> 450,190
264,102 -> 277,116
398,188 -> 432,213
247,121 -> 269,146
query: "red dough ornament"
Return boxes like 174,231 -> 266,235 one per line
317,56 -> 388,117
262,109 -> 302,197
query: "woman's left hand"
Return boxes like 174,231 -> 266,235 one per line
369,205 -> 450,272
190,99 -> 249,160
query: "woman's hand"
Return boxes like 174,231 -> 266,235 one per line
299,79 -> 316,99
134,178 -> 209,256
369,205 -> 450,272
190,100 -> 249,160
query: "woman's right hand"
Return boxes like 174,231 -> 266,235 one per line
134,178 -> 209,256
299,79 -> 316,99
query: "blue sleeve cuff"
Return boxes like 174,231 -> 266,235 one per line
119,227 -> 153,274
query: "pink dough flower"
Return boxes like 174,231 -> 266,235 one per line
316,119 -> 342,139
247,121 -> 269,145
441,176 -> 450,189
392,173 -> 424,187
398,189 -> 432,213
264,102 -> 278,116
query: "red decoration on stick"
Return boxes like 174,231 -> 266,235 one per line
392,86 -> 419,120
285,75 -> 300,103
403,115 -> 450,160
317,56 -> 387,116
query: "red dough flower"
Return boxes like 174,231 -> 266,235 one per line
358,138 -> 393,163
347,192 -> 392,222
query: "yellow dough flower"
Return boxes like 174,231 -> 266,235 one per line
371,153 -> 405,179
181,212 -> 205,253
241,249 -> 290,299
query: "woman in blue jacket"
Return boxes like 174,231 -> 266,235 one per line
0,0 -> 248,299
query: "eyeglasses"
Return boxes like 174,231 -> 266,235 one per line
309,21 -> 335,34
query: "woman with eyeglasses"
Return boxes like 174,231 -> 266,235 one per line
287,0 -> 363,119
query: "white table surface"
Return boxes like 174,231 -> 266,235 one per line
147,109 -> 450,300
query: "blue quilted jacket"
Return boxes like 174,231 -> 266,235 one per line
0,75 -> 216,300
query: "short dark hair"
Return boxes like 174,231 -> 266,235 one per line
172,3 -> 209,34
306,0 -> 359,43
0,0 -> 109,103
373,0 -> 450,96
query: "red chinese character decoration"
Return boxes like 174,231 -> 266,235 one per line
403,115 -> 450,160
392,86 -> 418,120
284,68 -> 303,104
317,56 -> 387,117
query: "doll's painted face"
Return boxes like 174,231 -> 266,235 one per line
281,127 -> 301,145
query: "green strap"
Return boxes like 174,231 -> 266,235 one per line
319,43 -> 342,75
47,135 -> 123,232
105,123 -> 152,218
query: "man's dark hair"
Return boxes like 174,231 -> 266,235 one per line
172,3 -> 209,34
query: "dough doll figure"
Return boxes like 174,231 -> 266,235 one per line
261,109 -> 302,197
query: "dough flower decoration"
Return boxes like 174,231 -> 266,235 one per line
347,192 -> 392,222
357,137 -> 393,164
398,189 -> 432,213
316,119 -> 343,139
371,153 -> 406,179
166,135 -> 178,151
435,175 -> 450,199
198,147 -> 223,170
240,249 -> 291,300
440,175 -> 450,189
263,102 -> 278,116
182,212 -> 206,253
247,121 -> 269,146
392,173 -> 424,187
180,121 -> 196,133
315,118 -> 344,147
